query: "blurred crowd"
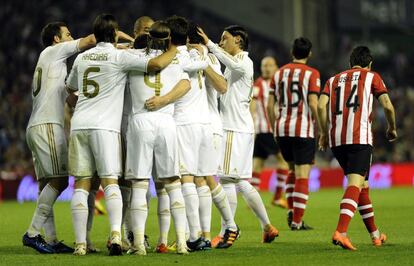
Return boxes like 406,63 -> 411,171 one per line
0,0 -> 412,177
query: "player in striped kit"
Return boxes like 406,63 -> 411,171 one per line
268,37 -> 320,230
198,25 -> 279,245
318,46 -> 397,250
252,56 -> 289,208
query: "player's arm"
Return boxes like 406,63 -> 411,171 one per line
145,79 -> 191,111
317,93 -> 329,151
78,34 -> 96,51
197,28 -> 245,74
204,66 -> 227,93
378,94 -> 397,142
147,45 -> 178,72
267,93 -> 276,131
181,49 -> 208,72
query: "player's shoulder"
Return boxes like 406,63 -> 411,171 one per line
254,76 -> 264,86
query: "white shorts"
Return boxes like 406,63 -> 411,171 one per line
177,124 -> 217,177
68,129 -> 122,178
218,130 -> 254,179
26,124 -> 68,179
212,133 -> 223,174
125,112 -> 180,180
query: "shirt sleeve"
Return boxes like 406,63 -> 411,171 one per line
371,72 -> 388,98
206,40 -> 246,74
321,79 -> 331,96
55,39 -> 81,60
66,56 -> 79,91
120,50 -> 148,72
308,69 -> 321,95
207,54 -> 223,76
180,51 -> 208,73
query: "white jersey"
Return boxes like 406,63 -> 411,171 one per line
27,39 -> 80,128
128,49 -> 189,115
205,52 -> 224,135
123,49 -> 146,117
206,40 -> 254,133
67,42 -> 148,132
173,45 -> 209,125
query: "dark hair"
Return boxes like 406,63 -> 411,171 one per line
41,22 -> 67,47
134,34 -> 149,49
93,14 -> 118,43
224,25 -> 249,50
146,21 -> 171,54
350,46 -> 373,68
187,21 -> 203,44
165,15 -> 188,45
292,37 -> 312,59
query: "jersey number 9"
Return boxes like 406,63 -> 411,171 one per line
144,71 -> 163,96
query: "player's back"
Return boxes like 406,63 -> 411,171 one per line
323,68 -> 387,147
220,51 -> 254,133
206,53 -> 223,135
27,40 -> 80,128
128,49 -> 188,115
174,46 -> 210,125
68,42 -> 146,132
274,62 -> 320,138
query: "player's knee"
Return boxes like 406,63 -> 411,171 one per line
48,177 -> 69,193
194,177 -> 206,187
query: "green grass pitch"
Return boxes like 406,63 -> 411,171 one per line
0,187 -> 413,265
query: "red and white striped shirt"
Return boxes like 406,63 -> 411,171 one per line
272,63 -> 320,138
253,77 -> 273,133
322,68 -> 388,147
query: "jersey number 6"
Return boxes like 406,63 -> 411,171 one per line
82,67 -> 100,98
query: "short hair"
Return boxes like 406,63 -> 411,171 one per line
350,46 -> 373,68
93,14 -> 118,43
133,34 -> 149,49
165,15 -> 188,45
41,22 -> 67,47
224,25 -> 249,50
292,37 -> 312,59
134,16 -> 154,35
187,21 -> 203,44
146,21 -> 171,54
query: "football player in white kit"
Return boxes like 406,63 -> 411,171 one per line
125,20 -> 191,256
187,22 -> 240,249
23,21 -> 96,254
198,26 -> 280,244
66,14 -> 178,256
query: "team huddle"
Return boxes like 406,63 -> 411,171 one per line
22,12 -> 397,256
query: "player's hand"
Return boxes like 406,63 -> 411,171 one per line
318,134 -> 328,151
187,44 -> 203,55
117,30 -> 134,42
145,96 -> 166,111
386,128 -> 397,142
197,27 -> 209,45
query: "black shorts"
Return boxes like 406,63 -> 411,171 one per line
276,137 -> 315,165
331,144 -> 373,179
253,133 -> 279,159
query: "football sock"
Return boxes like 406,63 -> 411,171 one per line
358,187 -> 378,236
43,209 -> 57,244
237,180 -> 270,229
273,168 -> 289,201
211,184 -> 237,233
285,172 -> 296,210
130,181 -> 148,246
182,183 -> 201,241
165,182 -> 186,245
71,188 -> 89,244
156,188 -> 170,245
220,182 -> 237,236
104,184 -> 123,234
336,185 -> 360,234
197,185 -> 212,238
292,178 -> 309,224
27,184 -> 59,237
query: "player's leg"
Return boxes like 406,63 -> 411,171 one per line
129,179 -> 149,255
195,177 -> 212,242
252,133 -> 267,189
155,181 -> 170,253
290,137 -> 315,230
252,158 -> 265,189
272,150 -> 289,208
86,175 -> 100,253
118,177 -> 132,251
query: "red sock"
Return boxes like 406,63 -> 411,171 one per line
358,187 -> 377,233
285,172 -> 295,210
292,178 -> 309,224
273,168 -> 289,201
251,171 -> 261,190
336,186 -> 360,233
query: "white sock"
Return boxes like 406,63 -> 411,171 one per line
156,188 -> 170,245
104,184 -> 123,233
43,209 -> 57,244
182,183 -> 202,241
220,183 -> 237,236
237,180 -> 270,229
130,181 -> 148,246
71,188 -> 89,244
86,189 -> 97,244
165,182 -> 186,245
211,184 -> 237,233
197,185 -> 212,235
27,184 -> 59,237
